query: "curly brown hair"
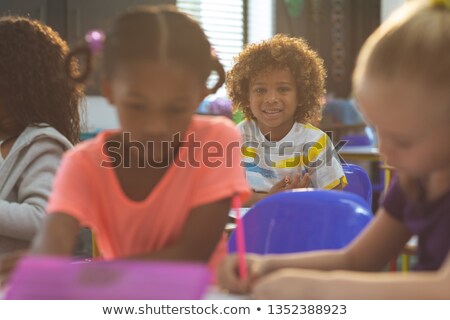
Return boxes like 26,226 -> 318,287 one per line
0,16 -> 82,144
226,34 -> 326,123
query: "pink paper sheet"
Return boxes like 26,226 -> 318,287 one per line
5,256 -> 210,300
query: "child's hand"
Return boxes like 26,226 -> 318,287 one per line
269,178 -> 291,194
0,250 -> 26,288
288,173 -> 310,189
217,253 -> 268,293
269,173 -> 310,195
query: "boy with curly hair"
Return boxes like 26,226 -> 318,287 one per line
227,34 -> 346,206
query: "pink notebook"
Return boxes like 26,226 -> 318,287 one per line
5,256 -> 210,300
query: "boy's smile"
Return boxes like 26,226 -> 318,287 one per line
249,68 -> 299,141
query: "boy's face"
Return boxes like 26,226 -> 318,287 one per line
248,68 -> 299,141
355,78 -> 450,177
103,60 -> 206,146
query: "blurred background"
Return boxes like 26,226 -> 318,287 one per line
0,0 -> 404,133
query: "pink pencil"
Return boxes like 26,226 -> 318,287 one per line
232,193 -> 248,281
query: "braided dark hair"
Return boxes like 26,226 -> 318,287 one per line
66,5 -> 224,94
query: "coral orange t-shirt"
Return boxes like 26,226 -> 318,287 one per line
47,115 -> 250,276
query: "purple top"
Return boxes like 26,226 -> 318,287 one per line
382,178 -> 450,271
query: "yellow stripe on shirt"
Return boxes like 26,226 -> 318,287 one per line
273,156 -> 303,168
241,146 -> 257,159
323,176 -> 348,190
306,133 -> 328,164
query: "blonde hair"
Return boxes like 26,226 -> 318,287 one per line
353,0 -> 450,91
353,0 -> 450,200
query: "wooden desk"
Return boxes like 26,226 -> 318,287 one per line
339,146 -> 394,192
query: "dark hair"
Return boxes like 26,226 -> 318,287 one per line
227,34 -> 326,124
67,5 -> 224,94
0,16 -> 82,144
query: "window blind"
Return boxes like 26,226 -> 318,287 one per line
177,0 -> 274,95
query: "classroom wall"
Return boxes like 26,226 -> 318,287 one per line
85,0 -> 405,132
275,0 -> 380,98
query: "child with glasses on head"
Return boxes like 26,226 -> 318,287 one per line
227,34 -> 347,206
219,0 -> 450,299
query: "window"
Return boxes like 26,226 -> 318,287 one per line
177,0 -> 274,96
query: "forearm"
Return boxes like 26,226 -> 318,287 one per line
253,268 -> 450,300
264,210 -> 415,274
131,241 -> 214,262
31,213 -> 80,256
321,270 -> 450,299
0,200 -> 45,240
133,198 -> 230,263
332,253 -> 450,299
0,141 -> 66,241
265,249 -> 351,272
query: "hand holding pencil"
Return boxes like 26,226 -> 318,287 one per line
219,194 -> 272,294
217,253 -> 269,294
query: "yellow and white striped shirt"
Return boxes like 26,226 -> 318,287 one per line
238,120 -> 347,192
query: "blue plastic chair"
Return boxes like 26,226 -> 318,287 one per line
228,189 -> 373,254
342,163 -> 373,205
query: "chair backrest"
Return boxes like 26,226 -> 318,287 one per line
340,134 -> 372,147
342,163 -> 372,205
228,189 -> 372,254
